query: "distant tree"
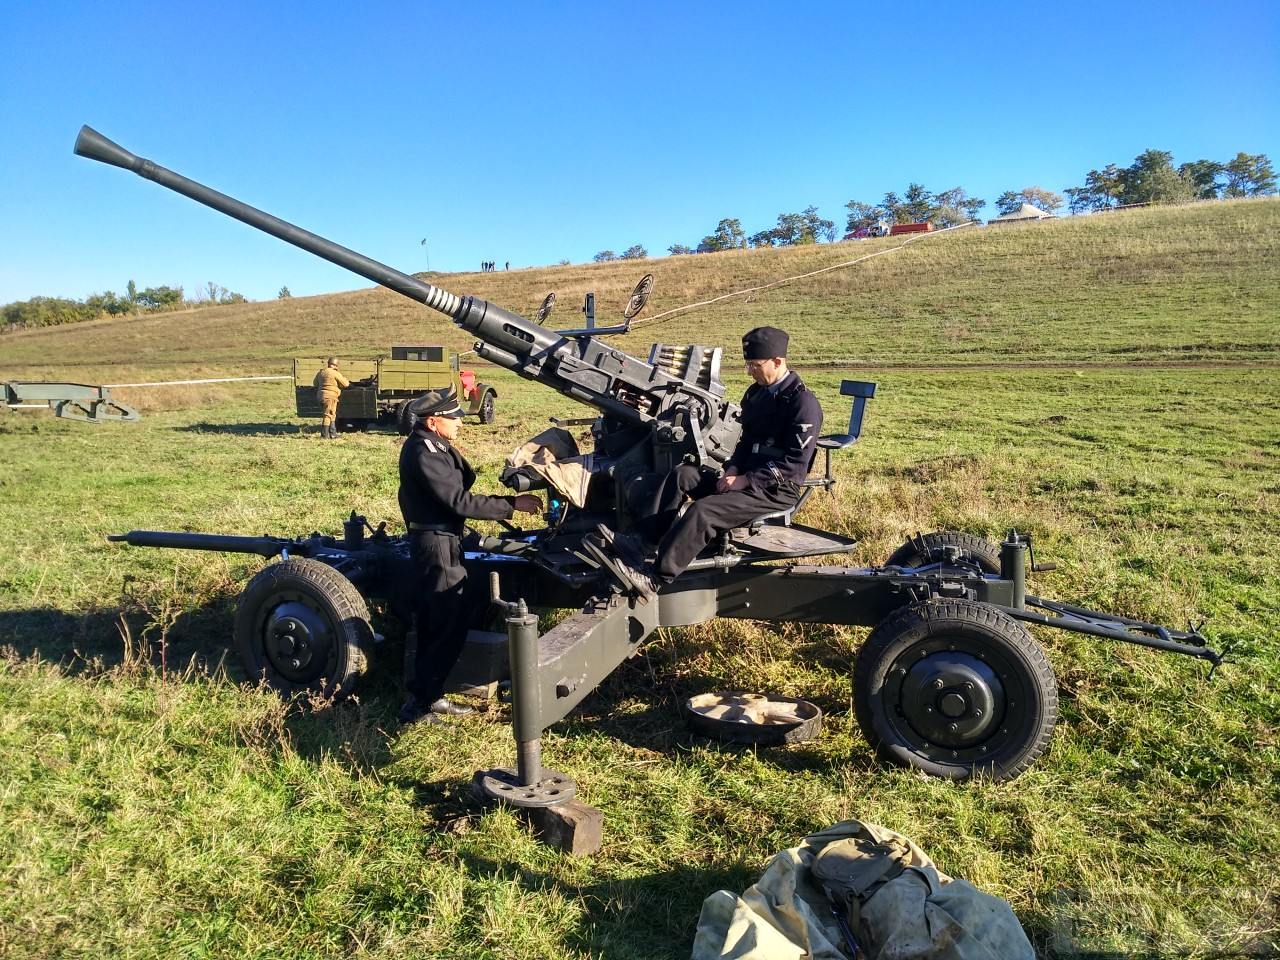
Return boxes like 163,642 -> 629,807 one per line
801,205 -> 836,242
1122,149 -> 1191,205
200,282 -> 247,305
844,201 -> 887,233
136,285 -> 183,309
1223,152 -> 1277,197
748,229 -> 777,248
667,244 -> 694,256
697,218 -> 745,253
996,187 -> 1063,216
85,290 -> 131,315
1,296 -> 97,329
772,212 -> 812,245
880,191 -> 905,223
1065,164 -> 1126,212
593,250 -> 617,262
557,259 -> 571,266
901,183 -> 934,222
126,279 -> 137,309
932,187 -> 986,227
1177,160 -> 1225,200
620,244 -> 648,259
277,286 -> 292,299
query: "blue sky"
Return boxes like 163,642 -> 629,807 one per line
1,0 -> 1277,304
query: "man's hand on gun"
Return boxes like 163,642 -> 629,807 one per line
716,469 -> 743,494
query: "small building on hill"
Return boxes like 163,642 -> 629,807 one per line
988,203 -> 1056,225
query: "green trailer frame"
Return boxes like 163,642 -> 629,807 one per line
1,380 -> 139,423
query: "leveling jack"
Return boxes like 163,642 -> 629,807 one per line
475,575 -> 602,856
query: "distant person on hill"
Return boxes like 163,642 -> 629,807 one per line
312,356 -> 350,439
504,261 -> 509,271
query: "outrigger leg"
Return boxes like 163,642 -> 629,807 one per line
475,579 -> 660,855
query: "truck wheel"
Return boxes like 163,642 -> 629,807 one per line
886,530 -> 1001,573
395,399 -> 414,436
854,599 -> 1057,781
234,557 -> 372,702
478,391 -> 496,424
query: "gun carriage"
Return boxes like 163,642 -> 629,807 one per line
78,126 -> 1222,800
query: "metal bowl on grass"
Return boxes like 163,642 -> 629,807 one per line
684,691 -> 823,746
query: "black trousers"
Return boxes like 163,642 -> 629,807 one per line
653,464 -> 799,581
408,530 -> 470,702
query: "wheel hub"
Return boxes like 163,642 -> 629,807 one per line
899,652 -> 1004,749
264,601 -> 331,682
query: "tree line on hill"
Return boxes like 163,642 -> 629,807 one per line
593,147 -> 1275,261
1064,150 -> 1275,212
0,279 -> 273,332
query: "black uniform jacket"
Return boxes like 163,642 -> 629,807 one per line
398,425 -> 515,534
725,370 -> 824,492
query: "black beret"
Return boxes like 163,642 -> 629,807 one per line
742,326 -> 789,360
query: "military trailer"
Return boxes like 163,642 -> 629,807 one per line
1,380 -> 138,423
293,345 -> 496,431
79,127 -> 1225,806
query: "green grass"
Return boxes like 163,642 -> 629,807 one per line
1,199 -> 1278,958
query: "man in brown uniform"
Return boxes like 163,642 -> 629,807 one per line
313,356 -> 350,439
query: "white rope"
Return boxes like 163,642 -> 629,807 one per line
631,221 -> 976,330
104,375 -> 292,387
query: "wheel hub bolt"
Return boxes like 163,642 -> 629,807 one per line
932,678 -> 945,690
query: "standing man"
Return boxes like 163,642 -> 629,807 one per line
397,386 -> 541,725
313,356 -> 350,439
600,326 -> 822,595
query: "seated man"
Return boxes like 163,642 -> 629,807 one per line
601,326 -> 822,596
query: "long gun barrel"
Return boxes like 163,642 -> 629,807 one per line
74,126 -> 740,458
107,530 -> 293,557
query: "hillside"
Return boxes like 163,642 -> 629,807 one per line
2,197 -> 1277,382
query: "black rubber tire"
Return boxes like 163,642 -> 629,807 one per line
478,391 -> 496,424
335,418 -> 366,433
234,557 -> 372,702
854,599 -> 1058,781
886,530 -> 1001,574
395,399 -> 414,436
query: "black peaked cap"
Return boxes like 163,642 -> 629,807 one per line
407,387 -> 464,419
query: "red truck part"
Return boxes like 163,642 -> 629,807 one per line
889,222 -> 933,236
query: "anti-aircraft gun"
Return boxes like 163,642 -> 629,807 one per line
80,127 -> 1224,814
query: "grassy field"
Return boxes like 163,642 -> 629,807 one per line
1,199 -> 1278,958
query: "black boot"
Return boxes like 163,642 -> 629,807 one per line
429,697 -> 474,716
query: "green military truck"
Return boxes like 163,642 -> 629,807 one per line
293,345 -> 496,431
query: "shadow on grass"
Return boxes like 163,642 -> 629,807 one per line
0,601 -> 237,678
0,601 -> 406,774
560,659 -> 856,778
176,421 -> 316,436
455,849 -> 753,959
